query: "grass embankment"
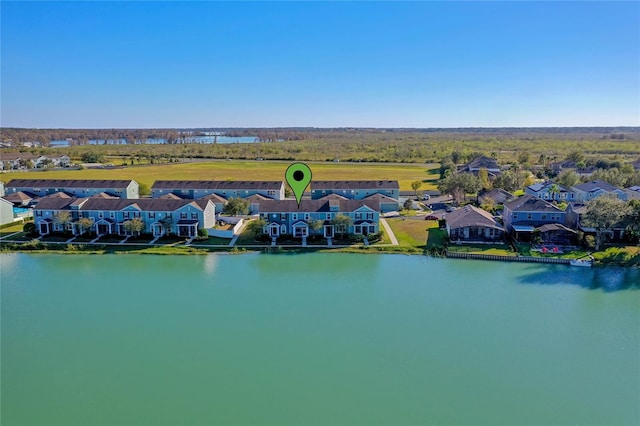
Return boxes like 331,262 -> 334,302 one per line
0,161 -> 440,192
447,243 -> 515,256
592,246 -> 640,267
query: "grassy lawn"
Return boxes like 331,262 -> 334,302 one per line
386,217 -> 430,249
41,233 -> 73,243
235,229 -> 269,246
447,243 -> 515,256
191,236 -> 232,246
516,243 -> 590,259
0,222 -> 28,237
0,160 -> 440,191
592,246 -> 640,266
0,232 -> 31,242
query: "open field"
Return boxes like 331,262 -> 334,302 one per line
0,160 -> 440,191
386,217 -> 431,249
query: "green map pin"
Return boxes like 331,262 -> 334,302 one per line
285,162 -> 312,206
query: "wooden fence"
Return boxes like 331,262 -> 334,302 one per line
446,251 -> 571,265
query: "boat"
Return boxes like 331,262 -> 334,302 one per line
570,258 -> 593,267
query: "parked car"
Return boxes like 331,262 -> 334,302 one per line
425,215 -> 439,220
422,194 -> 431,200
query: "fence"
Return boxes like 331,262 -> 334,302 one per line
209,219 -> 244,239
445,251 -> 571,265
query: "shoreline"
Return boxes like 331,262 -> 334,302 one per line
1,240 -> 637,268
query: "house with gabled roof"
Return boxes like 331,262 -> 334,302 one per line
444,205 -> 504,243
151,180 -> 285,200
525,181 -> 575,201
5,179 -> 139,199
478,188 -> 515,205
457,156 -> 502,178
571,180 -> 627,202
0,153 -> 37,170
310,180 -> 399,201
0,197 -> 16,226
255,198 -> 380,239
34,197 -> 215,238
503,195 -> 568,239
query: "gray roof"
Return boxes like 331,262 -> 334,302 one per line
527,181 -> 570,193
311,180 -> 399,190
445,205 -> 503,230
257,199 -> 378,213
536,223 -> 577,234
0,153 -> 38,161
151,180 -> 283,190
465,156 -> 500,170
2,191 -> 35,203
504,195 -> 563,213
573,180 -> 621,193
478,188 -> 515,203
6,179 -> 135,189
35,197 -> 207,212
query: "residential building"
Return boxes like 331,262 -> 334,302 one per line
549,160 -> 577,174
0,153 -> 37,170
571,180 -> 627,202
0,197 -> 16,226
34,155 -> 71,168
444,205 -> 504,243
256,198 -> 380,238
151,180 -> 285,200
503,195 -> 567,238
534,223 -> 578,245
0,181 -> 4,196
34,197 -> 215,238
525,181 -> 575,201
310,180 -> 399,201
457,156 -> 501,178
5,179 -> 139,199
478,188 -> 515,205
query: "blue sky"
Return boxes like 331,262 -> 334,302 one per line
1,1 -> 638,128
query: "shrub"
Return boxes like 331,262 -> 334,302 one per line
197,228 -> 208,238
23,222 -> 37,236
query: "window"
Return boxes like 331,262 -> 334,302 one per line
292,213 -> 298,221
110,212 -> 115,219
367,213 -> 373,220
541,214 -> 547,220
36,210 -> 43,217
98,212 -> 104,218
149,212 -> 155,219
181,212 -> 187,219
355,213 -> 362,220
326,213 -> 331,220
280,213 -> 286,220
304,213 -> 310,221
124,212 -> 130,219
512,213 -> 518,219
267,190 -> 276,196
527,214 -> 532,220
191,212 -> 198,219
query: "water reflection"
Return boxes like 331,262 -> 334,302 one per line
517,265 -> 640,292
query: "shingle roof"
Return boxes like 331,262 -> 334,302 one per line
573,180 -> 621,193
6,179 -> 135,189
257,199 -> 378,213
445,205 -> 502,230
32,197 -> 77,210
311,180 -> 399,190
478,188 -> 515,203
198,193 -> 228,203
2,191 -> 35,203
244,194 -> 271,202
536,223 -> 577,234
151,180 -> 283,190
0,153 -> 38,161
466,156 -> 499,170
527,181 -> 570,193
504,195 -> 563,213
158,193 -> 184,200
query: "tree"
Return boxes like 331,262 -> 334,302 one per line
438,173 -> 480,205
23,222 -> 37,236
439,158 -> 455,179
625,200 -> 640,243
403,198 -> 414,210
411,180 -> 423,199
518,151 -> 530,165
331,214 -> 353,238
124,217 -> 145,236
582,196 -> 631,250
557,170 -> 580,188
247,218 -> 267,237
222,197 -> 250,215
309,219 -> 323,235
53,211 -> 71,232
76,217 -> 94,235
493,170 -> 528,192
478,167 -> 492,191
567,151 -> 585,164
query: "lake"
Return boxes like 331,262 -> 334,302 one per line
1,253 -> 639,425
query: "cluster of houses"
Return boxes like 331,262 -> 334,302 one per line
0,154 -> 71,171
0,178 -> 401,241
445,179 -> 640,246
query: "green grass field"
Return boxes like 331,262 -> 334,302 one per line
0,160 -> 440,191
386,218 -> 431,249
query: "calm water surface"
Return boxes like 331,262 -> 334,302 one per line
1,253 -> 639,425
